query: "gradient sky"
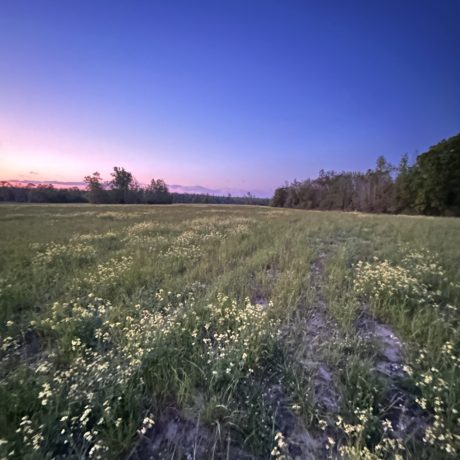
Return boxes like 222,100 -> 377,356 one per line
1,0 -> 459,196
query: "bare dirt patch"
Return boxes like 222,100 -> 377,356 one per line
265,384 -> 319,460
129,406 -> 253,460
267,249 -> 343,458
356,309 -> 429,439
304,252 -> 341,414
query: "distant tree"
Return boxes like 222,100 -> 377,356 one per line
110,167 -> 133,190
285,180 -> 302,208
110,167 -> 134,203
375,155 -> 392,175
243,192 -> 256,205
0,182 -> 14,201
84,172 -> 107,203
394,154 -> 413,212
84,172 -> 103,191
372,156 -> 394,212
145,178 -> 172,204
124,178 -> 144,204
272,187 -> 288,207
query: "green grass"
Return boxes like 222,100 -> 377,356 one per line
0,204 -> 459,459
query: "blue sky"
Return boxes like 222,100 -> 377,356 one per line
0,0 -> 459,196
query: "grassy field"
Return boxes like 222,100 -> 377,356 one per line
0,204 -> 459,459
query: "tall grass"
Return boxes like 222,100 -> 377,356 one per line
0,204 -> 459,458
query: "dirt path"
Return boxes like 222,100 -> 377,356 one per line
303,251 -> 341,415
129,406 -> 255,460
265,249 -> 343,459
356,308 -> 429,440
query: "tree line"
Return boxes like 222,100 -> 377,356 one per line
271,132 -> 460,216
83,168 -> 172,204
170,192 -> 269,206
0,166 -> 269,206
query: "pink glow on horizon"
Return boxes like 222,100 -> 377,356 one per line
0,117 -> 275,196
0,124 -> 197,186
0,142 -> 274,196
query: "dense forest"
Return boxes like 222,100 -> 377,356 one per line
0,167 -> 269,206
272,133 -> 460,216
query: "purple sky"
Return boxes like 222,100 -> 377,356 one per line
1,1 -> 459,197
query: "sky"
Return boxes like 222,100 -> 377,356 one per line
1,0 -> 459,197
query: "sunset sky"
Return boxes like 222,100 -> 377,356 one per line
1,0 -> 459,196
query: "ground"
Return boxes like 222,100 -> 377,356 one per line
0,204 -> 459,459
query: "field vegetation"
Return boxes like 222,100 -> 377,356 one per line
0,204 -> 459,459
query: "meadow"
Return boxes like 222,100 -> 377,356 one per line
0,203 -> 459,459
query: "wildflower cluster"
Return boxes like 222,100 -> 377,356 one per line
162,230 -> 204,260
353,248 -> 459,456
70,231 -> 119,245
78,255 -> 134,291
189,216 -> 254,239
0,332 -> 19,354
121,221 -> 167,249
199,295 -> 279,378
160,217 -> 254,261
7,288 -> 280,458
121,289 -> 276,388
14,295 -> 150,457
333,409 -> 405,459
31,241 -> 96,267
400,250 -> 445,280
271,431 -> 289,459
125,221 -> 159,235
97,211 -> 146,220
414,342 -> 460,455
35,294 -> 113,341
15,416 -> 44,453
353,250 -> 446,307
138,414 -> 155,435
